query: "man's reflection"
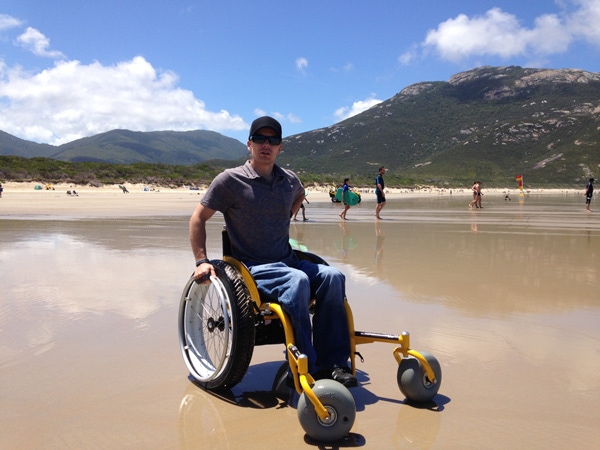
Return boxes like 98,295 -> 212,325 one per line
336,221 -> 357,258
374,221 -> 385,265
290,222 -> 308,251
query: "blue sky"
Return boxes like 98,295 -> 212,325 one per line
1,1 -> 600,146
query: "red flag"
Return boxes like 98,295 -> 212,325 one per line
515,175 -> 523,188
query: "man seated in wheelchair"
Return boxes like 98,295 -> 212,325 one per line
189,116 -> 357,388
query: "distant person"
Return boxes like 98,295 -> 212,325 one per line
468,181 -> 481,209
375,166 -> 386,219
293,190 -> 310,221
585,178 -> 594,213
468,181 -> 478,208
476,181 -> 484,208
0,183 -> 3,198
339,177 -> 351,220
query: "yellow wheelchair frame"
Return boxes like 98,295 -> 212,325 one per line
179,229 -> 441,442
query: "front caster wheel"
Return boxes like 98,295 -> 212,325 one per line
297,379 -> 356,442
397,351 -> 442,403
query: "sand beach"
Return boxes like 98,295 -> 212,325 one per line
1,183 -> 599,448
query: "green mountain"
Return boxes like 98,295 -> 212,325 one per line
0,129 -> 247,165
0,130 -> 57,158
279,66 -> 600,186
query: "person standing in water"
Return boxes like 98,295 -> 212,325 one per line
293,190 -> 310,221
585,178 -> 594,213
375,166 -> 386,219
469,181 -> 482,209
339,178 -> 351,220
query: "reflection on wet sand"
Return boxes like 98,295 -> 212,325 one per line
177,356 -> 447,448
374,220 -> 385,266
1,195 -> 599,447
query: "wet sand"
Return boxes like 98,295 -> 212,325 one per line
1,189 -> 599,448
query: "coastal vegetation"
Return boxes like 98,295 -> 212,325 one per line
0,154 -> 550,189
0,155 -> 223,188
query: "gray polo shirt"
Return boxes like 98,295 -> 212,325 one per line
201,161 -> 304,265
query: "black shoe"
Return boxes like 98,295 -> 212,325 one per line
311,369 -> 332,381
331,366 -> 358,388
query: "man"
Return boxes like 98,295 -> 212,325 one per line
189,116 -> 357,388
585,178 -> 594,213
293,190 -> 309,221
375,166 -> 386,219
476,181 -> 484,209
468,180 -> 482,209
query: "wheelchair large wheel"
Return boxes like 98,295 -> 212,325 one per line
397,351 -> 442,403
178,260 -> 255,390
297,379 -> 356,442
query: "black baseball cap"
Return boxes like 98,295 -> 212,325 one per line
249,116 -> 282,139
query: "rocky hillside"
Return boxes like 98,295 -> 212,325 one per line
280,66 -> 600,185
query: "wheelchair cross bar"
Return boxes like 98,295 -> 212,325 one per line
354,330 -> 410,347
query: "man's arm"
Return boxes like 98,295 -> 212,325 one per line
377,178 -> 385,195
189,203 -> 217,282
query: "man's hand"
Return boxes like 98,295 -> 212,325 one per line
194,261 -> 215,284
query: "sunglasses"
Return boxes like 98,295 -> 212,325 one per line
250,135 -> 282,145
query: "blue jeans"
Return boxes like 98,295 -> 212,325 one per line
247,259 -> 350,374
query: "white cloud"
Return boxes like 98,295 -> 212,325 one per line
272,112 -> 301,125
567,0 -> 600,45
420,2 -> 600,63
295,57 -> 308,74
0,13 -> 23,30
253,110 -> 301,129
286,113 -> 301,124
399,50 -> 416,65
0,56 -> 247,145
334,95 -> 382,121
330,62 -> 354,73
16,27 -> 65,59
424,8 -> 536,62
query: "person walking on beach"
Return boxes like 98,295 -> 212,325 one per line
585,178 -> 594,213
476,181 -> 484,208
468,181 -> 478,208
339,178 -> 351,220
468,181 -> 482,209
293,190 -> 310,221
189,116 -> 357,388
0,183 -> 3,198
375,166 -> 386,219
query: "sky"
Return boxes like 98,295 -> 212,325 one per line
1,0 -> 600,146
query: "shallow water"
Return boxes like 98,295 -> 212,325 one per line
1,194 -> 599,448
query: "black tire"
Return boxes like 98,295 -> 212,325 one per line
178,260 -> 255,390
397,351 -> 442,403
271,361 -> 292,398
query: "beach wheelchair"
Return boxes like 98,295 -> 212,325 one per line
178,229 -> 442,442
